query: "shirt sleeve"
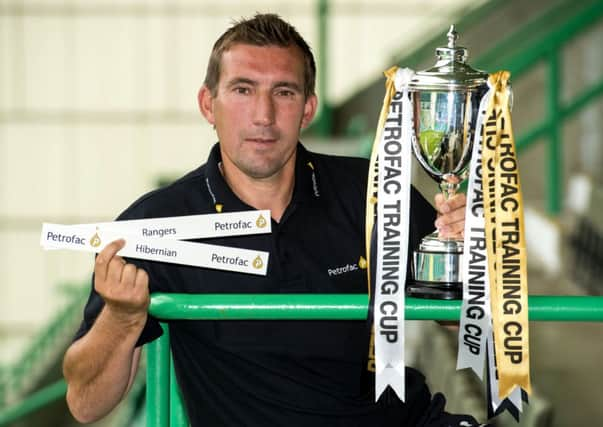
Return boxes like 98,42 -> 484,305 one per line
410,186 -> 437,240
407,186 -> 438,281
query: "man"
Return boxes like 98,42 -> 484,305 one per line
63,13 -> 475,426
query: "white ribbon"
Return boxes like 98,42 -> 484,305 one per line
374,67 -> 414,401
457,89 -> 492,378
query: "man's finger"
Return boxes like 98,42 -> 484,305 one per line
435,208 -> 465,228
434,193 -> 446,213
444,193 -> 466,212
438,220 -> 465,238
120,263 -> 138,287
134,269 -> 149,293
135,268 -> 149,286
435,193 -> 466,214
108,257 -> 125,285
94,239 -> 126,282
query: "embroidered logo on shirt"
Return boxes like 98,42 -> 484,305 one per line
307,162 -> 320,198
358,256 -> 367,269
327,263 -> 359,276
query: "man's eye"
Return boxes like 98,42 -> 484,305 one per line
234,87 -> 250,95
277,89 -> 295,97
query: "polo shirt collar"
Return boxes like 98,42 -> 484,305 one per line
203,142 -> 320,213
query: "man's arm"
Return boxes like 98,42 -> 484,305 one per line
63,240 -> 150,423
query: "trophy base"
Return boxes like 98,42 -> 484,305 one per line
406,280 -> 462,300
411,233 -> 463,300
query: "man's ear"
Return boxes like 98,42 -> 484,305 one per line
301,94 -> 318,129
198,85 -> 215,125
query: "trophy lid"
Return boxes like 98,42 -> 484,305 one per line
409,25 -> 488,91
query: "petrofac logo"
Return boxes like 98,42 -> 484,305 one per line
328,264 -> 358,276
328,257 -> 366,277
252,255 -> 264,270
89,230 -> 102,248
256,214 -> 267,228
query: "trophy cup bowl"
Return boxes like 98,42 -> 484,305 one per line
412,89 -> 477,193
407,25 -> 488,300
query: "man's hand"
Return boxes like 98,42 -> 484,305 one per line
94,239 -> 150,326
434,193 -> 466,239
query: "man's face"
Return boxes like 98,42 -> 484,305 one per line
199,43 -> 317,180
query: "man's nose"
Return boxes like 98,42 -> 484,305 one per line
252,92 -> 275,126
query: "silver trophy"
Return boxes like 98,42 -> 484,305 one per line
407,26 -> 489,299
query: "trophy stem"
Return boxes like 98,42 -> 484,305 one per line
439,181 -> 459,200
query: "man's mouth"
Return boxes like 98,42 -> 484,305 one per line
246,138 -> 277,144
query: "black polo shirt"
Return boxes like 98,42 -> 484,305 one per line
75,142 -> 437,426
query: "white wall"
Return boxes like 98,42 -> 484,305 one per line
0,0 -> 485,363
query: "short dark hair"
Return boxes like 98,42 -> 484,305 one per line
203,13 -> 316,98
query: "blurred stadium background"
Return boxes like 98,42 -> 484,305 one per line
1,1 -> 602,426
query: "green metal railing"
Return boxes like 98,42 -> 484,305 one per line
145,293 -> 603,427
3,292 -> 602,427
0,358 -> 146,427
0,380 -> 67,426
473,0 -> 603,214
0,285 -> 146,427
0,283 -> 89,427
394,0 -> 603,215
0,284 -> 88,408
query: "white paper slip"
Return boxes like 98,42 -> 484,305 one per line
40,223 -> 269,275
66,210 -> 272,240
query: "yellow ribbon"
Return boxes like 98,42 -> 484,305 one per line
482,71 -> 532,398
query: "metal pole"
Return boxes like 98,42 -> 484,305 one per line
149,294 -> 603,322
169,352 -> 188,426
0,380 -> 66,427
547,47 -> 562,214
315,0 -> 332,136
146,323 -> 170,427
